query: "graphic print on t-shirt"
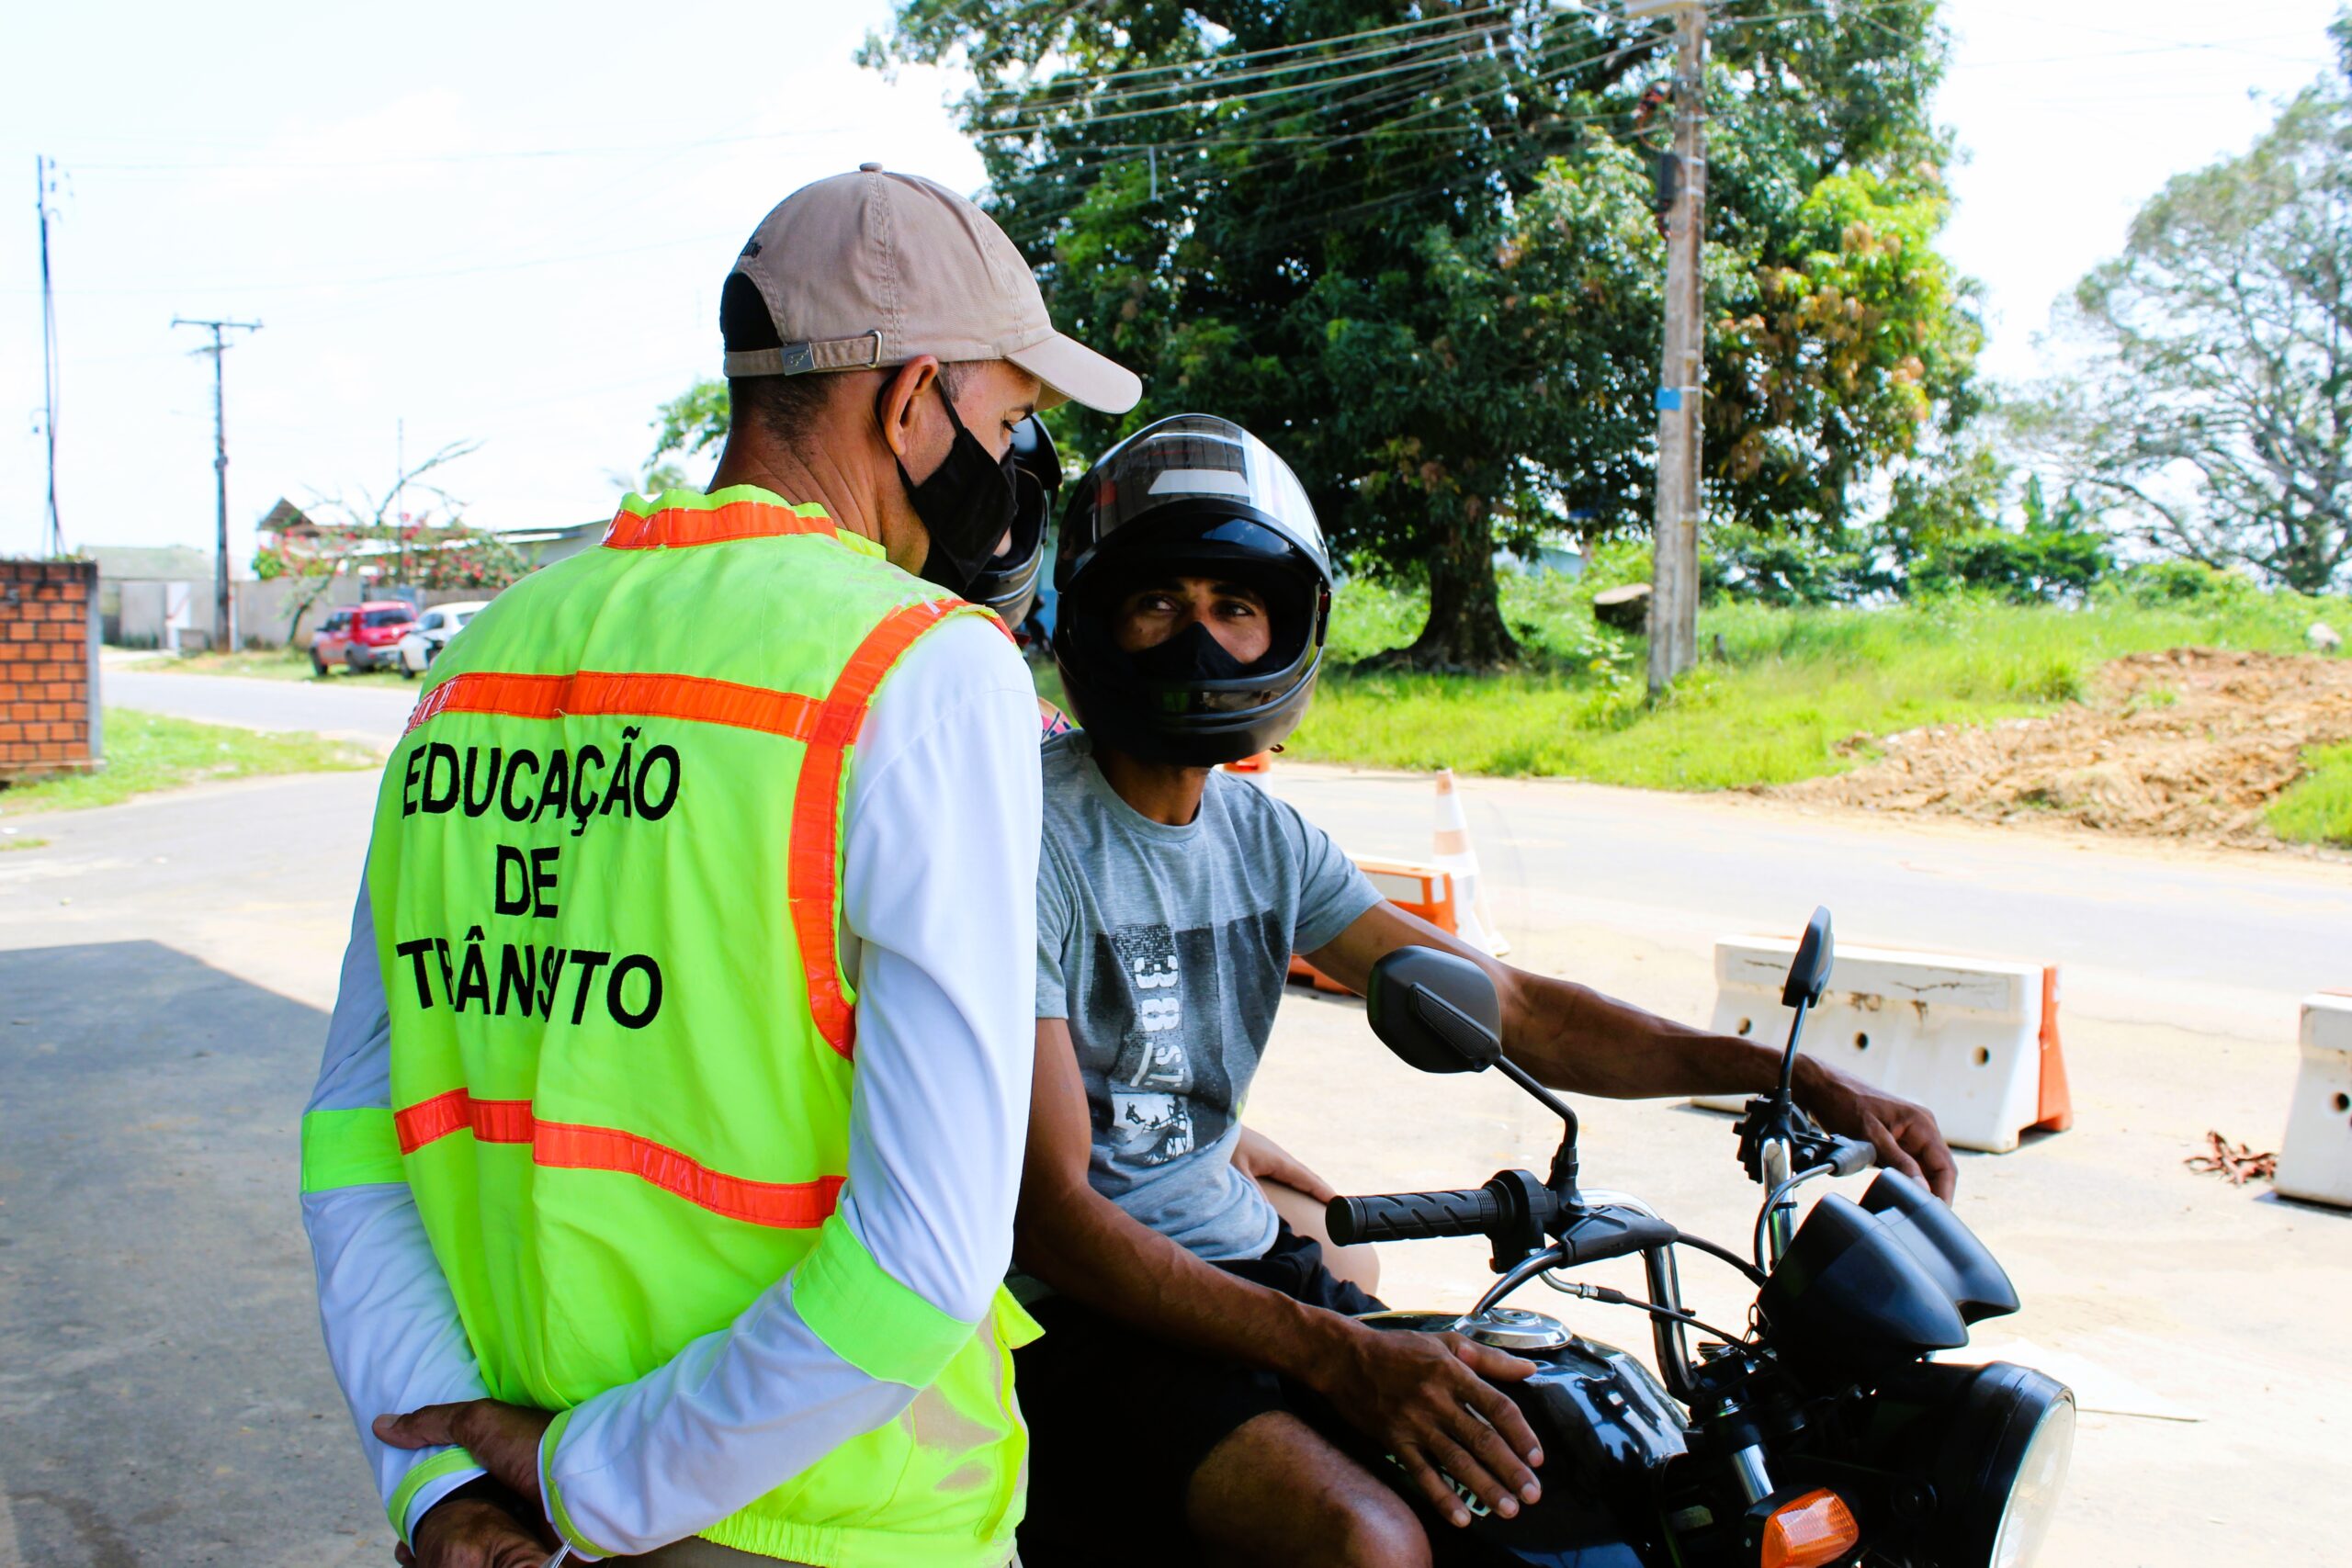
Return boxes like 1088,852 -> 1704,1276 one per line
1080,911 -> 1286,1168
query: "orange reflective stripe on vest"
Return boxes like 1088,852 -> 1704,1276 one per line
395,1088 -> 845,1229
406,670 -> 827,744
600,496 -> 839,550
789,598 -> 976,1057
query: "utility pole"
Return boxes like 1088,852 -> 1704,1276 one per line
171,316 -> 262,653
35,155 -> 63,557
1635,0 -> 1707,696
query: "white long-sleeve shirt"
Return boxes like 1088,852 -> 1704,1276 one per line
300,615 -> 1040,1555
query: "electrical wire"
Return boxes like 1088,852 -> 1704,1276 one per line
965,11 -> 1519,115
964,3 -> 1522,99
1678,1233 -> 1770,1288
1537,1274 -> 1753,1348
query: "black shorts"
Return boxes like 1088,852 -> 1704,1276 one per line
1012,1223 -> 1385,1564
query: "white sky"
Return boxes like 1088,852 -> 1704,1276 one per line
2,1 -> 2343,565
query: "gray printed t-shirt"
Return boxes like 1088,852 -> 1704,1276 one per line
1035,730 -> 1383,1264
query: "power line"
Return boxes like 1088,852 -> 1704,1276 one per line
965,3 -> 1522,99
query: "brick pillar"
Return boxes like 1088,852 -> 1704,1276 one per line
0,559 -> 101,783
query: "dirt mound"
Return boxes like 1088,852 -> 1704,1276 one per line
1774,649 -> 2352,844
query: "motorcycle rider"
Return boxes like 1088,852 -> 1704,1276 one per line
1012,414 -> 1958,1568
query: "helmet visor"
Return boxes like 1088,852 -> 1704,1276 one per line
1079,415 -> 1328,567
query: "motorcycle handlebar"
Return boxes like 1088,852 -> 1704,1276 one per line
1327,1186 -> 1504,1246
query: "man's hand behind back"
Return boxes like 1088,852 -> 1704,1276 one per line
1307,1321 -> 1544,1529
377,1399 -> 559,1566
397,1493 -> 553,1568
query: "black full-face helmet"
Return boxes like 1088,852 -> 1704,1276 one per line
962,415 -> 1060,631
1052,413 -> 1333,766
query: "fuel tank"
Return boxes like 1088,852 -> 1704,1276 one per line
1358,1309 -> 1689,1566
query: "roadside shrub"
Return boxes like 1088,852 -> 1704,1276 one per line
1909,526 -> 2109,603
2107,559 -> 2256,605
1701,525 -> 1874,607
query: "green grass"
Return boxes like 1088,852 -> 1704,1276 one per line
2270,742 -> 2352,848
147,647 -> 413,685
0,709 -> 377,816
1279,574 -> 2336,791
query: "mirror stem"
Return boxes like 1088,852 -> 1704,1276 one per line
1498,1054 -> 1578,1132
1498,1055 -> 1583,1205
1775,998 -> 1810,1105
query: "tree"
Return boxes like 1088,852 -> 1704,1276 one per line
868,0 -> 1977,666
643,379 -> 730,492
2032,17 -> 2352,593
254,441 -> 524,644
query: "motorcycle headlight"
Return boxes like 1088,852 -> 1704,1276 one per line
1987,1384 -> 2073,1567
1934,1362 -> 2075,1567
1873,1360 -> 2075,1567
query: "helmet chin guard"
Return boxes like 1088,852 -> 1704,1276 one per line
1052,414 -> 1332,766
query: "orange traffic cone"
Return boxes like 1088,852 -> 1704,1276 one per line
1431,769 -> 1507,956
1224,751 -> 1273,773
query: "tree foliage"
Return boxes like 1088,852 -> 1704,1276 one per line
2030,17 -> 2352,593
644,379 -> 732,492
867,0 -> 1978,665
254,442 -> 524,644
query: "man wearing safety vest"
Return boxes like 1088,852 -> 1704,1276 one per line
299,166 -> 1140,1567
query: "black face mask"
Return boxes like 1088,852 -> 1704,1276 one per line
1126,618 -> 1257,682
893,380 -> 1018,597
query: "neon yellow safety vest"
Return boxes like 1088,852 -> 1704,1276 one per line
303,487 -> 1037,1567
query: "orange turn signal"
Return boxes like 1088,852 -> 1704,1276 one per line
1760,1488 -> 1860,1568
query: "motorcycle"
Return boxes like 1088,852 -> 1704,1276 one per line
1326,908 -> 2075,1567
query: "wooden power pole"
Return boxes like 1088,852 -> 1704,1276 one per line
171,316 -> 262,653
1635,0 -> 1707,696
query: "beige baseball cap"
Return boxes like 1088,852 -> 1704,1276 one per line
721,164 -> 1141,414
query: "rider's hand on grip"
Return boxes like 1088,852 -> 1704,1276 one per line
1317,1324 -> 1544,1529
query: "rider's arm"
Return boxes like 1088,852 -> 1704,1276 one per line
1014,1016 -> 1366,1378
1304,902 -> 1958,1197
300,874 -> 494,1545
1015,1014 -> 1543,1524
532,615 -> 1041,1558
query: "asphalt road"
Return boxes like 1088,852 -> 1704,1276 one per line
9,676 -> 2344,1562
101,667 -> 416,746
1258,764 -> 2352,1043
96,668 -> 2352,1037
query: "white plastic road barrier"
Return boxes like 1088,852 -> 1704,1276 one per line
1695,936 -> 2073,1155
1430,769 -> 1508,956
2274,993 -> 2352,1209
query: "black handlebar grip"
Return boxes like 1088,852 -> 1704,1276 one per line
1327,1187 -> 1503,1246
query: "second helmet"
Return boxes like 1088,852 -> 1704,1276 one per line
1051,413 -> 1332,766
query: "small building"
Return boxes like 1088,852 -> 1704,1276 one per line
85,544 -> 217,650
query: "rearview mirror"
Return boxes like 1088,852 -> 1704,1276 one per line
1781,906 -> 1835,1010
1366,947 -> 1503,1075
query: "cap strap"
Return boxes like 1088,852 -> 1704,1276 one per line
723,330 -> 885,379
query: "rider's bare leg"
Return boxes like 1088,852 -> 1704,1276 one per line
1184,1409 -> 1430,1568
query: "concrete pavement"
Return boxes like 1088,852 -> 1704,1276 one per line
0,778 -> 387,1567
3,705 -> 2346,1562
